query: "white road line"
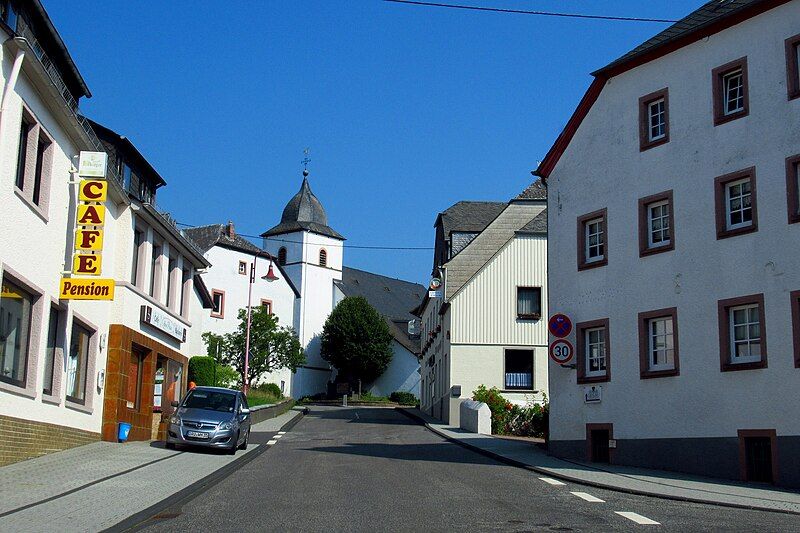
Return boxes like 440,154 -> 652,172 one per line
539,477 -> 566,486
615,511 -> 660,525
570,492 -> 605,503
277,431 -> 286,435
267,439 -> 277,445
273,434 -> 283,439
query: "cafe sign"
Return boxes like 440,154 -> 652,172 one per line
141,305 -> 186,343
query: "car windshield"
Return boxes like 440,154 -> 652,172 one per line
183,390 -> 236,412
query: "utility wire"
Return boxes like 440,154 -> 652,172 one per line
175,221 -> 434,250
383,0 -> 679,23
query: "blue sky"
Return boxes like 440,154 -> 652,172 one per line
48,0 -> 701,285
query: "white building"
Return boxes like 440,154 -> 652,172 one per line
537,0 -> 800,487
416,181 -> 549,425
261,173 -> 345,398
184,222 -> 301,396
333,267 -> 425,397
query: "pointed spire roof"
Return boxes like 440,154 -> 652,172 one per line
261,175 -> 345,240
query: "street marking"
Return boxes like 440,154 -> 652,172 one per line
267,439 -> 277,445
273,434 -> 283,439
615,512 -> 660,525
277,431 -> 286,435
539,477 -> 566,486
570,492 -> 605,502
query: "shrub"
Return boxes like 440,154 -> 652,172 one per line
389,391 -> 417,405
359,391 -> 390,403
472,386 -> 549,437
188,356 -> 216,386
256,382 -> 282,398
214,365 -> 240,388
472,385 -> 511,434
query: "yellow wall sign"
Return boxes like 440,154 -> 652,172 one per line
75,229 -> 103,251
59,278 -> 115,300
77,204 -> 105,227
79,179 -> 108,202
73,254 -> 102,276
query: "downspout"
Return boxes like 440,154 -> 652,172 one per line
0,48 -> 26,157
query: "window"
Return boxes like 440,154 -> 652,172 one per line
278,247 -> 287,266
504,349 -> 533,390
576,319 -> 610,383
0,278 -> 33,387
32,137 -> 50,206
238,261 -> 247,275
66,322 -> 91,404
787,155 -> 800,224
211,289 -> 225,318
14,116 -> 30,190
715,168 -> 758,239
791,290 -> 800,369
577,209 -> 607,270
639,88 -> 669,150
319,249 -> 328,267
713,57 -> 749,125
125,349 -> 143,410
718,294 -> 766,371
786,33 -> 800,100
638,308 -> 679,378
150,241 -> 162,297
261,299 -> 273,314
132,227 -> 143,285
638,191 -> 674,256
43,306 -> 61,395
166,255 -> 177,307
516,287 -> 541,319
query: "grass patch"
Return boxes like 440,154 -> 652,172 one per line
246,389 -> 284,407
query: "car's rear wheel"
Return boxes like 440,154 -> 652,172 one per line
239,429 -> 249,450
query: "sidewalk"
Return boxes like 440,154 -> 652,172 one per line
0,408 -> 303,532
400,408 -> 800,515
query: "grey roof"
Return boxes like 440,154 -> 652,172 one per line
262,178 -> 344,240
595,0 -> 766,75
517,209 -> 548,235
437,201 -> 507,237
514,179 -> 547,201
335,267 -> 426,354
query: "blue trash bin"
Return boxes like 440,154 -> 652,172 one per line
118,422 -> 132,442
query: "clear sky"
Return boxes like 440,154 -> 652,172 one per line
47,0 -> 701,285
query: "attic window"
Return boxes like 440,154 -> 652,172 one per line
278,247 -> 287,266
319,249 -> 327,267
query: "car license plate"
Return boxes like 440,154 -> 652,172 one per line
186,431 -> 209,439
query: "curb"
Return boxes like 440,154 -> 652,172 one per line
107,409 -> 306,532
396,408 -> 800,516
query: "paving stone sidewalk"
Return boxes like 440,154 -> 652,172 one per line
401,408 -> 800,515
0,409 -> 303,532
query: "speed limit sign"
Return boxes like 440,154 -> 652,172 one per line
549,339 -> 574,365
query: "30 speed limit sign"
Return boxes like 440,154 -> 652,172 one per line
549,339 -> 574,365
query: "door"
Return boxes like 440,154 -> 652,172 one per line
744,437 -> 773,483
590,429 -> 610,463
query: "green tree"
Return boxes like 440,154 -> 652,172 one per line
202,306 -> 305,389
320,296 -> 393,384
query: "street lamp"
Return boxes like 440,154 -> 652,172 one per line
243,254 -> 279,395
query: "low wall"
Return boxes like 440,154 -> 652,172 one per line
250,399 -> 295,425
0,414 -> 100,467
459,400 -> 491,435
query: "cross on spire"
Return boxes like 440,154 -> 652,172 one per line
301,148 -> 311,176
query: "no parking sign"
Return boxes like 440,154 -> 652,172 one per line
548,313 -> 572,338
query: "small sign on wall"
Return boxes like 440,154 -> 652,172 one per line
584,385 -> 602,404
140,305 -> 186,342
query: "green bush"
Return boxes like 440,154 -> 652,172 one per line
246,388 -> 283,407
389,391 -> 417,405
256,382 -> 282,398
359,391 -> 390,403
472,385 -> 511,434
472,385 -> 549,437
188,356 -> 216,386
214,365 -> 240,388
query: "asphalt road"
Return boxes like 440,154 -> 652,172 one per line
138,406 -> 798,532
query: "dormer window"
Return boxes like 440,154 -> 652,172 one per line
319,249 -> 328,267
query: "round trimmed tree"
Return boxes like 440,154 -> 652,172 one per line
321,296 -> 393,384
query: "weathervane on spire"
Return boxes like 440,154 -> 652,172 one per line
301,148 -> 311,177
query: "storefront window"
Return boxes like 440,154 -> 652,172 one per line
0,279 -> 33,387
126,349 -> 143,410
43,307 -> 60,394
66,322 -> 91,403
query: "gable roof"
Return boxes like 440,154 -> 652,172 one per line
335,267 -> 426,354
444,203 -> 546,300
535,0 -> 789,179
516,209 -> 548,235
436,201 -> 507,237
183,223 -> 301,298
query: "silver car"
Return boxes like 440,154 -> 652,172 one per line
166,386 -> 251,454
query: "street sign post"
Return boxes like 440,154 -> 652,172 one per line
548,313 -> 573,338
549,339 -> 574,365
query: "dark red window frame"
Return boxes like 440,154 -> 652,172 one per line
638,307 -> 680,379
717,293 -> 767,372
639,88 -> 670,151
712,57 -> 749,126
786,33 -> 800,101
576,318 -> 610,384
714,167 -> 758,240
638,190 -> 675,257
577,208 -> 608,271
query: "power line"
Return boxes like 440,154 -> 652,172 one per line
383,0 -> 679,23
175,221 -> 434,250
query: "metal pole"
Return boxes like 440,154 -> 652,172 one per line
243,255 -> 256,394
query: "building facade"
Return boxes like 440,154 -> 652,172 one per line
417,182 -> 549,425
538,0 -> 800,486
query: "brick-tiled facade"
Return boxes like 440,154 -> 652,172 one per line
102,325 -> 187,442
0,414 -> 99,467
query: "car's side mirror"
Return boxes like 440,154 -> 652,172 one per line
240,408 -> 250,416
171,401 -> 179,408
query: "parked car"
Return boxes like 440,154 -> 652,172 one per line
166,386 -> 251,454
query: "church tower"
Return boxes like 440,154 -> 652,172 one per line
261,169 -> 345,398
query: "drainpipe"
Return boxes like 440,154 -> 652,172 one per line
0,48 -> 25,158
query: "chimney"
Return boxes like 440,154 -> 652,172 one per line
226,221 -> 235,238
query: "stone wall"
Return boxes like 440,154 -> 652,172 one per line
0,414 -> 99,467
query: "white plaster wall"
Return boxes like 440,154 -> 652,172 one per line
369,340 -> 421,397
547,2 -> 800,443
